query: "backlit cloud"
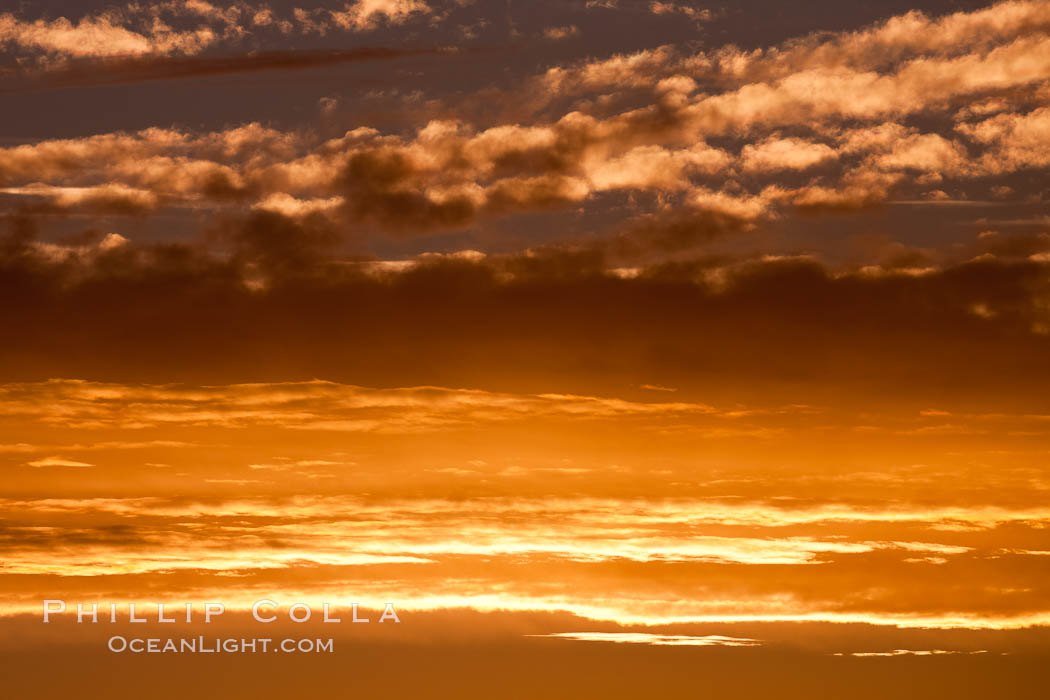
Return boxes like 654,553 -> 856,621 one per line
3,2 -> 1050,686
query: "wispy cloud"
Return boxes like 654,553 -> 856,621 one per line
836,649 -> 990,657
530,632 -> 762,646
0,1 -> 439,63
25,456 -> 94,468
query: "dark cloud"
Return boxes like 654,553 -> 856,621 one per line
2,216 -> 1049,410
0,47 -> 448,92
976,231 -> 1050,258
213,209 -> 342,274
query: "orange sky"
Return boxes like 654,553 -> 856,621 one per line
2,1 -> 1050,698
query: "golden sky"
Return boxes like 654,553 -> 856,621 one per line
2,1 -> 1050,697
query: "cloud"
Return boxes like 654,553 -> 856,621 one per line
873,133 -> 972,175
648,3 -> 715,23
7,1 -> 1050,238
0,2 -> 439,65
1,224 -> 1049,403
25,456 -> 94,468
0,491 -> 1047,627
330,0 -> 432,31
252,193 -> 345,217
542,26 -> 579,41
713,0 -> 1050,82
0,10 -> 217,59
683,35 -> 1050,134
531,632 -> 761,646
533,1 -> 1050,103
3,46 -> 445,90
5,0 -> 1050,672
838,649 -> 989,657
1,4 -> 1050,406
1,184 -> 159,214
740,136 -> 838,172
957,106 -> 1050,174
0,379 -> 720,432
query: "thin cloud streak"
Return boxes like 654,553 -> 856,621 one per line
530,632 -> 763,646
0,47 -> 451,91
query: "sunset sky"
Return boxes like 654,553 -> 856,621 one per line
2,1 -> 1050,697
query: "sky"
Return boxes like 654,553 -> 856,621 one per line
2,1 -> 1050,697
